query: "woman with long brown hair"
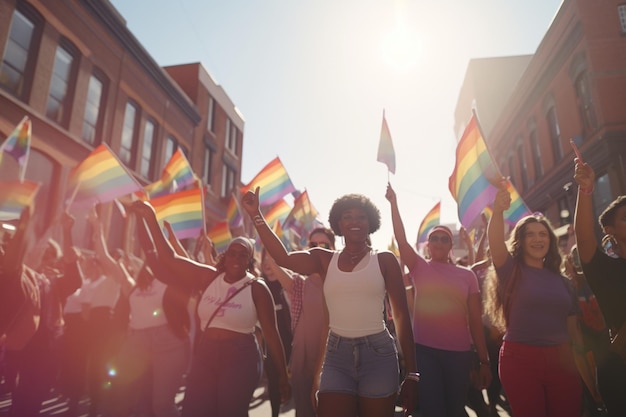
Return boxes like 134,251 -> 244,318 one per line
486,182 -> 599,417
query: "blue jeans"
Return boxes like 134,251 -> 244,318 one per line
182,332 -> 262,417
414,343 -> 473,417
319,329 -> 399,398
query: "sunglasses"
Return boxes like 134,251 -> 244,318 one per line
309,241 -> 331,249
428,235 -> 451,244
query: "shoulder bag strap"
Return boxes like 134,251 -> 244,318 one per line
202,277 -> 257,332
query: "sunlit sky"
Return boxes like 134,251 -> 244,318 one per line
109,0 -> 563,250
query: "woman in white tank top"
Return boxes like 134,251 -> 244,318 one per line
130,201 -> 290,417
242,187 -> 419,417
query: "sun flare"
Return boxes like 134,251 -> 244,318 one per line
380,22 -> 422,73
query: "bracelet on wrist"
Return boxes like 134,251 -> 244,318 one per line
404,372 -> 420,383
253,214 -> 265,226
579,186 -> 594,195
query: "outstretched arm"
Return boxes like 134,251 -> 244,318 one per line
131,201 -> 217,290
573,160 -> 598,263
385,183 -> 419,270
487,181 -> 511,268
241,187 -> 321,275
164,221 -> 190,258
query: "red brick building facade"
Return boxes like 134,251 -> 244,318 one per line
456,0 -> 626,236
0,0 -> 243,250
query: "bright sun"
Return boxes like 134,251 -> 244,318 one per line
380,21 -> 422,73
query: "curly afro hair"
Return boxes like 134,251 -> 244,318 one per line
328,194 -> 381,236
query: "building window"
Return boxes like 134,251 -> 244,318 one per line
529,128 -> 543,181
517,140 -> 528,191
46,41 -> 77,127
619,4 -> 626,33
575,73 -> 597,132
140,120 -> 156,179
120,101 -> 138,166
82,72 -> 105,145
225,119 -> 237,153
546,107 -> 562,163
221,164 -> 236,198
207,96 -> 215,132
164,135 -> 177,167
0,8 -> 39,99
203,145 -> 214,187
594,173 -> 613,220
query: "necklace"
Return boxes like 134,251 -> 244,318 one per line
342,246 -> 371,264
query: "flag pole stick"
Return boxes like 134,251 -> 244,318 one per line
65,181 -> 81,212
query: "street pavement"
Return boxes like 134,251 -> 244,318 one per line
0,384 -> 510,416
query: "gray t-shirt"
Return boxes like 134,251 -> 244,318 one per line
496,256 -> 578,345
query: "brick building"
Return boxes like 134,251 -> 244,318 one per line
455,0 -> 626,237
0,0 -> 243,250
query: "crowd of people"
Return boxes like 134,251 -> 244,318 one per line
1,154 -> 626,417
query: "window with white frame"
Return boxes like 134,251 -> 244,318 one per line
225,119 -> 237,153
0,8 -> 39,99
46,41 -> 77,127
120,101 -> 138,166
221,164 -> 236,198
140,119 -> 156,179
82,72 -> 105,145
517,139 -> 528,191
203,145 -> 214,187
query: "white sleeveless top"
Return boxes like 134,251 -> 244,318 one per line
197,272 -> 257,334
129,279 -> 168,329
324,251 -> 386,337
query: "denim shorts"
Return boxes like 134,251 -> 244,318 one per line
319,329 -> 399,398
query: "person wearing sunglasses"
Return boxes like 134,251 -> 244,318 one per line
386,183 -> 491,417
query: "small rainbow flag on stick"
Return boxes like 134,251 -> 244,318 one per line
377,110 -> 396,174
263,199 -> 292,229
0,179 -> 40,220
0,116 -> 31,182
67,143 -> 142,208
448,114 -> 530,228
241,157 -> 296,207
145,149 -> 196,198
416,201 -> 441,243
226,194 -> 243,228
207,221 -> 232,254
150,187 -> 204,240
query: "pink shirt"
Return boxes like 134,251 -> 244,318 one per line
410,257 -> 479,351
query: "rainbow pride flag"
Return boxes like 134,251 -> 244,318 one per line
226,194 -> 243,228
448,114 -> 530,228
283,190 -> 318,230
0,179 -> 40,220
263,199 -> 292,228
1,116 -> 31,181
68,143 -> 142,207
150,187 -> 204,240
377,111 -> 396,174
241,157 -> 296,206
145,149 -> 196,198
416,201 -> 441,243
207,221 -> 232,254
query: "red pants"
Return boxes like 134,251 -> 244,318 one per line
499,340 -> 582,417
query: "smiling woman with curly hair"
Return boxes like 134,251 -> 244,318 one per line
241,187 -> 418,417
